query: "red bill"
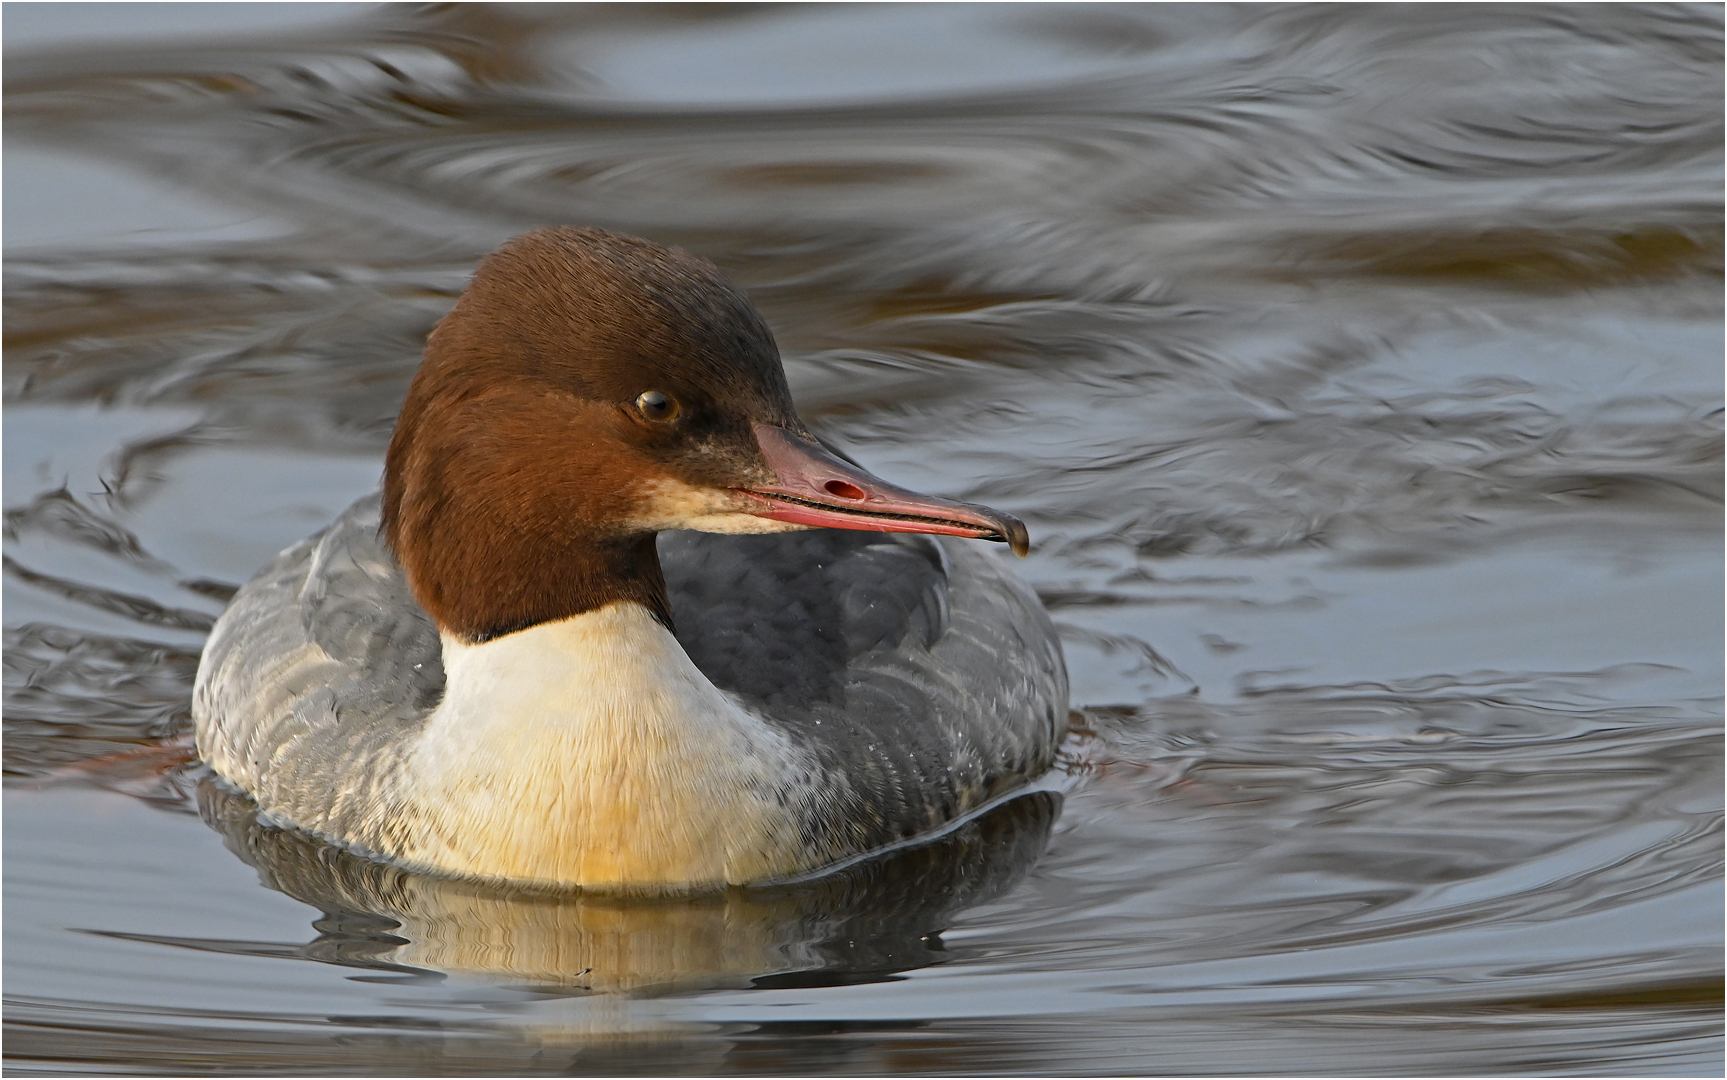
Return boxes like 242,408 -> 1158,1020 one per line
741,422 -> 1029,556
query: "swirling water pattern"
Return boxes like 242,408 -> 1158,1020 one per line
4,4 -> 1721,1075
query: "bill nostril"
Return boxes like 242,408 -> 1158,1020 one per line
824,479 -> 867,501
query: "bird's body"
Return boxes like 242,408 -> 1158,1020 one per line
193,227 -> 1067,889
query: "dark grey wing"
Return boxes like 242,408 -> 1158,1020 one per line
660,529 -> 1068,863
192,493 -> 441,854
658,529 -> 951,711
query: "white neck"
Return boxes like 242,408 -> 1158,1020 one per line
394,602 -> 821,888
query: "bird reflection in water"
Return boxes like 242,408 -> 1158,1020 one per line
190,780 -> 1061,993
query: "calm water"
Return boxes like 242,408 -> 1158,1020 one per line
4,3 -> 1722,1075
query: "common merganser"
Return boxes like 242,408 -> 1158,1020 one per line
193,227 -> 1068,889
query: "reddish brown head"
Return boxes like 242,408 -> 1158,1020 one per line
383,227 -> 1025,643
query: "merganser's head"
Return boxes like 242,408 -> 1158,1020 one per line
383,227 -> 1026,643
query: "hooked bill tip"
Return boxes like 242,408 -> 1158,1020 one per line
993,514 -> 1031,557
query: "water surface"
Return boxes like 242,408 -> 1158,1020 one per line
4,3 -> 1722,1075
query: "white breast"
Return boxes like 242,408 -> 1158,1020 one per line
393,602 -> 826,887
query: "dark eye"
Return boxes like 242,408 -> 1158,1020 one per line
635,390 -> 679,422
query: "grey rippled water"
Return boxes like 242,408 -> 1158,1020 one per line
4,3 -> 1722,1076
